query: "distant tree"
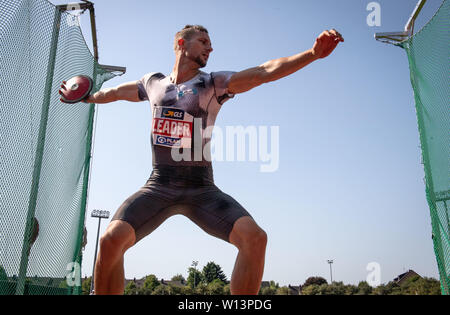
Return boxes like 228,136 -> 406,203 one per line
259,280 -> 279,295
152,284 -> 171,295
187,267 -> 203,288
223,284 -> 231,295
325,281 -> 348,295
301,284 -> 320,295
140,274 -> 160,295
387,281 -> 403,295
260,286 -> 277,295
303,276 -> 328,288
269,280 -> 279,288
344,284 -> 358,295
169,284 -> 183,295
301,282 -> 354,295
372,281 -> 400,295
195,282 -> 208,295
171,274 -> 186,282
400,277 -> 441,295
182,286 -> 195,295
207,279 -> 225,295
356,281 -> 372,295
202,262 -> 227,284
124,281 -> 139,295
115,272 -> 443,296
275,286 -> 289,295
420,277 -> 441,295
367,277 -> 442,295
372,283 -> 388,295
81,277 -> 91,295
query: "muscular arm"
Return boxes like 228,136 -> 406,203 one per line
83,80 -> 141,103
228,49 -> 318,94
228,29 -> 344,95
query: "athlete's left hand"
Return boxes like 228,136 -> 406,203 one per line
311,29 -> 344,59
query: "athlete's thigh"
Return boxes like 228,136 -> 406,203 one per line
111,182 -> 181,243
183,185 -> 253,243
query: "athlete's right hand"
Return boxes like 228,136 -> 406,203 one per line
58,80 -> 68,103
311,29 -> 344,59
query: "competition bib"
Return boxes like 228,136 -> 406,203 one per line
152,107 -> 193,148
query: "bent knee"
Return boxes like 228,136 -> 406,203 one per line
253,229 -> 268,247
99,221 -> 135,254
237,229 -> 268,250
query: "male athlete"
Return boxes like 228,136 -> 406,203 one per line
60,25 -> 343,295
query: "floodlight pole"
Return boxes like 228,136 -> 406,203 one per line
327,260 -> 334,283
191,261 -> 199,289
90,209 -> 110,294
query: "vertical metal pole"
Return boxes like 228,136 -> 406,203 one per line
77,2 -> 100,286
90,217 -> 102,294
16,7 -> 62,295
88,4 -> 99,61
329,263 -> 333,283
327,260 -> 334,284
77,61 -> 98,295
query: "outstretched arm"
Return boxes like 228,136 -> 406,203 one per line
228,29 -> 344,94
83,81 -> 141,103
59,80 -> 141,104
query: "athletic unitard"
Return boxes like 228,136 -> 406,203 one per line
111,71 -> 252,243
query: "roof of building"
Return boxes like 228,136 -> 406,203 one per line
393,270 -> 421,285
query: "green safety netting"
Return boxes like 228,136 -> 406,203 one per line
1,0 -> 116,295
398,0 -> 450,295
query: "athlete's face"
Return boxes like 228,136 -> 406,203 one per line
185,32 -> 213,68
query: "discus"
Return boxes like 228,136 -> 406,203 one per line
59,75 -> 93,103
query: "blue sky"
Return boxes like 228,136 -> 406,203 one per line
51,0 -> 444,286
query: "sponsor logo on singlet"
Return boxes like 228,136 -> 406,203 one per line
161,108 -> 184,120
155,135 -> 181,147
152,106 -> 193,148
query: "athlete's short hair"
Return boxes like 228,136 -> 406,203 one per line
174,25 -> 209,50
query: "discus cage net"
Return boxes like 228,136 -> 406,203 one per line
0,0 -> 123,295
376,0 -> 450,295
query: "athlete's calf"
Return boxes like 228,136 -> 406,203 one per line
229,216 -> 268,295
94,220 -> 136,295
